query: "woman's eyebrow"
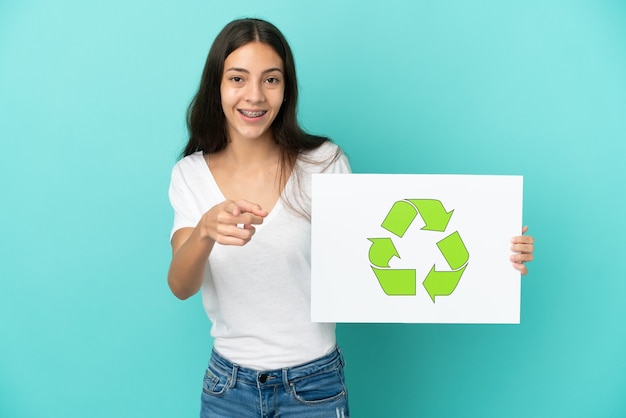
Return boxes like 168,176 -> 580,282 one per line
224,67 -> 283,74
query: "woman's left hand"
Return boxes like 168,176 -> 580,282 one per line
510,226 -> 534,275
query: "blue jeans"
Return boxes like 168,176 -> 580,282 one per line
200,347 -> 349,417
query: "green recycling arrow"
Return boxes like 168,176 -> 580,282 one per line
407,199 -> 454,232
368,198 -> 469,303
381,200 -> 417,238
371,267 -> 416,295
423,264 -> 467,302
381,199 -> 454,237
436,231 -> 469,270
368,238 -> 399,268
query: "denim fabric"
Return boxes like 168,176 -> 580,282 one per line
200,347 -> 349,417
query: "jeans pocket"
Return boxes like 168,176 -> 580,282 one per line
290,366 -> 347,405
202,366 -> 230,397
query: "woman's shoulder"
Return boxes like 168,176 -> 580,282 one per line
171,151 -> 206,175
298,141 -> 351,174
300,140 -> 343,161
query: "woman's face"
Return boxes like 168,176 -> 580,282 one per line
220,42 -> 285,144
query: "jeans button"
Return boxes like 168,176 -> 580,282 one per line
259,373 -> 268,383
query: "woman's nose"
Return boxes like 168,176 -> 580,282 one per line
245,81 -> 265,103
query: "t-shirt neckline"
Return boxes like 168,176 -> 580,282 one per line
196,151 -> 288,227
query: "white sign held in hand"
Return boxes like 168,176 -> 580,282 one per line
311,174 -> 523,324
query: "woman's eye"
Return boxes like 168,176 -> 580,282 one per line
230,76 -> 243,83
266,77 -> 279,84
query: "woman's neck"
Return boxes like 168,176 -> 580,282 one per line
215,134 -> 281,168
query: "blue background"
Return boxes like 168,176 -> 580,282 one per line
1,1 -> 625,417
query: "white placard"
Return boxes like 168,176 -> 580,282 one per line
311,174 -> 523,324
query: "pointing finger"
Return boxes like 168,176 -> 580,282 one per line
224,200 -> 268,218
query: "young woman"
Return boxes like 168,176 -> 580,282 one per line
167,18 -> 534,418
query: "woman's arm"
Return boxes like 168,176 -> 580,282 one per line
167,200 -> 267,299
168,227 -> 214,300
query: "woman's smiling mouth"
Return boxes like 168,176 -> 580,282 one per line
238,109 -> 267,118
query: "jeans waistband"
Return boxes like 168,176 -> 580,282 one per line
209,346 -> 344,389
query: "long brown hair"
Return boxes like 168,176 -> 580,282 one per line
183,18 -> 338,217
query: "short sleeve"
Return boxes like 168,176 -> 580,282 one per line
325,150 -> 351,174
168,162 -> 200,240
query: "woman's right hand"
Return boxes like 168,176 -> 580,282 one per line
168,199 -> 268,299
198,199 -> 268,246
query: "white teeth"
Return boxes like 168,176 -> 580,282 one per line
240,110 -> 266,117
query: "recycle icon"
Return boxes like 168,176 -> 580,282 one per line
367,199 -> 469,303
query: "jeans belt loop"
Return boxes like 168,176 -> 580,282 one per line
281,368 -> 291,393
230,364 -> 239,389
338,346 -> 345,367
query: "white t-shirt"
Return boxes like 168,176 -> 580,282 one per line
169,141 -> 351,370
